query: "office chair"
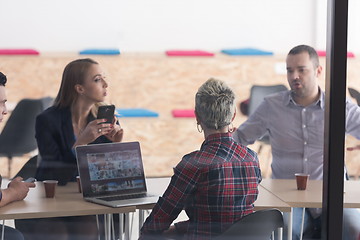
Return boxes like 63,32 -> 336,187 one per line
40,96 -> 54,110
138,209 -> 284,240
213,209 -> 284,240
240,84 -> 288,118
248,84 -> 288,118
0,97 -> 53,177
12,155 -> 38,179
348,87 -> 360,106
247,85 -> 287,176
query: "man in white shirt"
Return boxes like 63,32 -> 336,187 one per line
0,72 -> 36,240
233,45 -> 360,240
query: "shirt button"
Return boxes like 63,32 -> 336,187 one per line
303,109 -> 306,112
304,158 -> 308,162
304,141 -> 307,145
303,125 -> 306,128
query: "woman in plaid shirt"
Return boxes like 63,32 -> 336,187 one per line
140,78 -> 262,240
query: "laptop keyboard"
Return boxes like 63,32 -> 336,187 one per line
98,193 -> 147,202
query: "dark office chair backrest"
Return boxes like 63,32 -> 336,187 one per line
248,84 -> 288,116
247,85 -> 287,144
40,96 -> 54,110
0,97 -> 53,177
213,209 -> 284,240
348,87 -> 360,106
13,155 -> 39,179
0,99 -> 44,155
0,97 -> 53,155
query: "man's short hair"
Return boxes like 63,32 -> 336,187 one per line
288,45 -> 320,68
0,72 -> 7,86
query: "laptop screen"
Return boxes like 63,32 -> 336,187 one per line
75,142 -> 147,198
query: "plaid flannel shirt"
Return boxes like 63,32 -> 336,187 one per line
140,132 -> 261,240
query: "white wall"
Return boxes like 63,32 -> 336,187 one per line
315,0 -> 360,53
0,0 -> 358,53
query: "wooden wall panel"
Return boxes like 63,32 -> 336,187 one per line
0,54 -> 359,178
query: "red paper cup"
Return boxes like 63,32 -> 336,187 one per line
43,180 -> 58,198
295,173 -> 309,190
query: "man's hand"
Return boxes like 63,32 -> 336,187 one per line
0,177 -> 35,207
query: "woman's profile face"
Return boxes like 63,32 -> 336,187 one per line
80,64 -> 108,103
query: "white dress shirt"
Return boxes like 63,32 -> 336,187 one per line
233,90 -> 360,180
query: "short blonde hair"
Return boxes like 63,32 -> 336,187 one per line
195,78 -> 235,130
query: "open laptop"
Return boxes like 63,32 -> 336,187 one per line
75,141 -> 159,207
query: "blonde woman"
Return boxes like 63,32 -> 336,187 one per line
16,58 -> 123,240
140,78 -> 261,240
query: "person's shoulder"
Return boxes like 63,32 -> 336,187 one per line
345,97 -> 360,115
36,106 -> 70,126
180,150 -> 206,166
244,145 -> 258,158
263,90 -> 289,105
264,90 -> 288,100
346,97 -> 359,107
175,151 -> 203,173
38,106 -> 67,118
182,150 -> 200,161
234,142 -> 259,162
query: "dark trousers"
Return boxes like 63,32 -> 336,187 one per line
15,215 -> 104,240
1,225 -> 24,240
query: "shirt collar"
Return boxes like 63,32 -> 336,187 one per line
204,132 -> 232,143
285,88 -> 325,109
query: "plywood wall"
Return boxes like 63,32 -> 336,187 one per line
1,53 -> 359,178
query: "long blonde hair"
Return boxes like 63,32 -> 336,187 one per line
54,58 -> 108,116
54,58 -> 99,109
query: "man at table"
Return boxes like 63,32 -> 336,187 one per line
233,45 -> 360,240
0,72 -> 36,240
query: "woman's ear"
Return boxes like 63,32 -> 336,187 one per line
74,84 -> 84,95
231,108 -> 236,122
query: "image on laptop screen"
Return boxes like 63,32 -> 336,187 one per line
76,142 -> 147,198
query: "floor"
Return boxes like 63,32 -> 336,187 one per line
2,209 -> 188,240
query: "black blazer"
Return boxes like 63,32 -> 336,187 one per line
35,106 -> 111,185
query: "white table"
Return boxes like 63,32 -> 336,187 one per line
0,181 -> 135,240
137,177 -> 291,240
260,179 -> 360,240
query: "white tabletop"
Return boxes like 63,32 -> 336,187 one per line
139,177 -> 291,212
260,179 -> 360,208
0,181 -> 135,220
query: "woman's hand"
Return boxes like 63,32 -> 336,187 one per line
104,116 -> 124,142
73,119 -> 113,147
